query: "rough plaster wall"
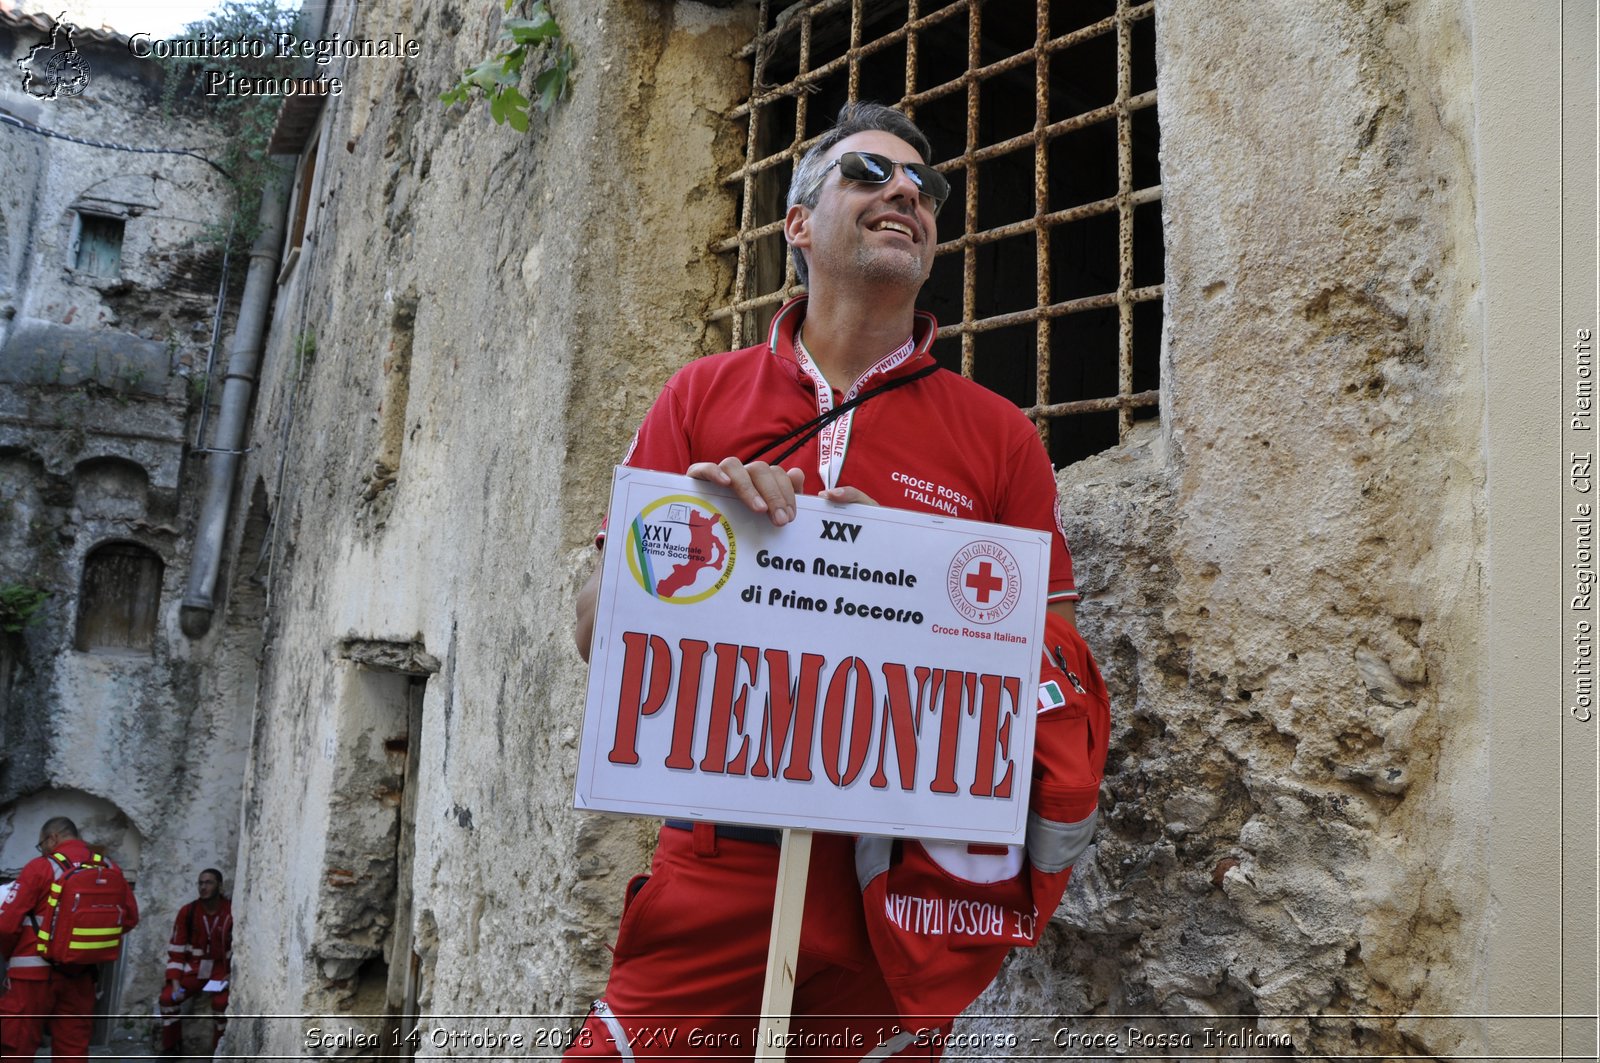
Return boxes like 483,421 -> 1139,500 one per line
0,123 -> 44,327
0,434 -> 259,1013
228,1 -> 1499,1055
0,34 -> 234,359
227,2 -> 754,1055
970,1 -> 1487,1056
0,434 -> 258,1014
0,23 -> 257,1022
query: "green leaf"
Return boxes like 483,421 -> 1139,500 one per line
494,62 -> 521,85
534,45 -> 572,111
534,68 -> 560,112
464,57 -> 503,90
438,0 -> 572,131
503,14 -> 559,43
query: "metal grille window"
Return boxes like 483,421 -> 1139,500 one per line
714,0 -> 1162,464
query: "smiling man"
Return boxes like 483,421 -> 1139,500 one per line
568,102 -> 1108,1060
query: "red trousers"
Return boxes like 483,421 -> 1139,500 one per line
564,827 -> 947,1061
159,977 -> 228,1052
0,970 -> 96,1062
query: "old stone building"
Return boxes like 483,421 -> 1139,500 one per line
0,1 -> 260,1038
1,0 -> 1592,1059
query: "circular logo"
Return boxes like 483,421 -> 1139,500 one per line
946,540 -> 1022,624
44,51 -> 89,98
625,494 -> 736,604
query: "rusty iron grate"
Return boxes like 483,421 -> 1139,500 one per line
714,0 -> 1163,464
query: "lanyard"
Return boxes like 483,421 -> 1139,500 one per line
746,362 -> 940,480
750,326 -> 938,487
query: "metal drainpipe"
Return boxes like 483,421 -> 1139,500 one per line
181,164 -> 293,638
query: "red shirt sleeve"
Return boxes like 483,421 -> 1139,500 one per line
214,905 -> 233,981
0,858 -> 52,959
167,901 -> 193,979
121,872 -> 139,933
598,382 -> 694,547
621,382 -> 693,474
0,859 -> 49,937
998,425 -> 1078,601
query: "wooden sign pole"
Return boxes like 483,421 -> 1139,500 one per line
754,828 -> 813,1061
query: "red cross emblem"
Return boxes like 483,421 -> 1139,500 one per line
947,541 -> 1023,624
964,560 -> 1005,603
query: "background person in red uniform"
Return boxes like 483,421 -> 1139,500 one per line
157,867 -> 232,1056
568,102 -> 1107,1059
0,816 -> 139,1063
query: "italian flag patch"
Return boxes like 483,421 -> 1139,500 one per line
1038,679 -> 1066,712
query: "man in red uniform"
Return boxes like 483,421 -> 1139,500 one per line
568,102 -> 1108,1059
157,868 -> 232,1056
0,816 -> 139,1062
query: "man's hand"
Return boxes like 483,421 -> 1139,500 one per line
578,459 -> 802,661
818,485 -> 877,506
687,458 -> 805,526
576,467 -> 896,661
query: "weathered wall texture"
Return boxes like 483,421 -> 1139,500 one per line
225,0 -> 1508,1059
226,1 -> 756,1053
0,11 -> 258,1022
973,1 -> 1488,1056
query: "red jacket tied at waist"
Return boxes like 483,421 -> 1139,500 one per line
856,612 -> 1111,1024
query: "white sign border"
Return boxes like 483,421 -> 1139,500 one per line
576,467 -> 1051,845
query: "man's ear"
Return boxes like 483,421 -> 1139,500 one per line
784,202 -> 812,255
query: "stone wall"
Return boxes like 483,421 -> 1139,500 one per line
0,10 -> 258,1022
974,1 -> 1488,1055
225,0 -> 1513,1058
226,1 -> 756,1053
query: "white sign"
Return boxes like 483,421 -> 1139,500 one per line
575,468 -> 1050,844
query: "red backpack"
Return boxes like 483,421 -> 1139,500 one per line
31,851 -> 134,965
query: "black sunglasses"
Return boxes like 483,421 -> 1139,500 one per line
819,151 -> 950,214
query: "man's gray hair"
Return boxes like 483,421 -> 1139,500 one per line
40,816 -> 79,840
786,102 -> 936,286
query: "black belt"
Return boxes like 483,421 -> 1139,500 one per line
663,819 -> 782,846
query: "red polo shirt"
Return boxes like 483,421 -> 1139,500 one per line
615,296 -> 1078,602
